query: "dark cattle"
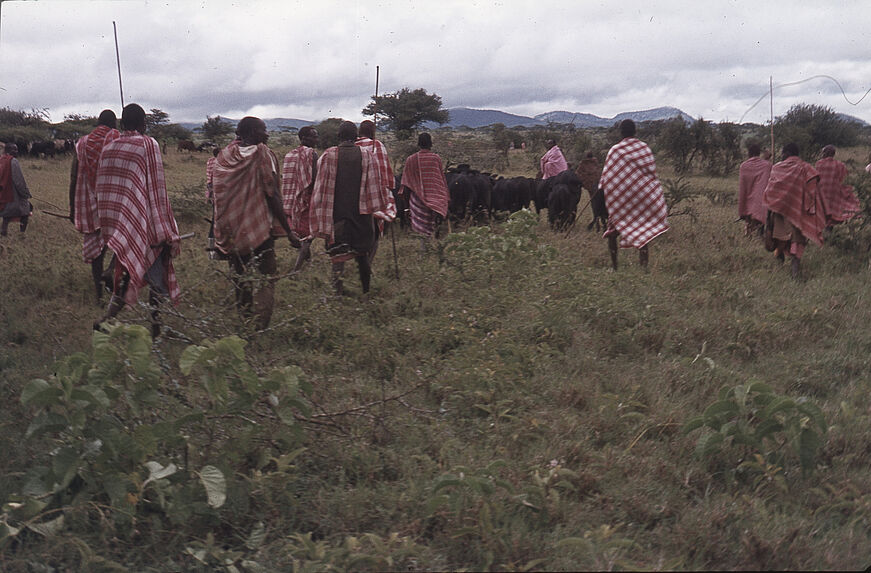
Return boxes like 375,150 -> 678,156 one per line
533,179 -> 549,213
586,185 -> 609,232
177,139 -> 196,152
445,164 -> 491,224
492,176 -> 533,214
197,142 -> 217,152
491,177 -> 512,213
548,183 -> 581,230
391,174 -> 410,230
30,140 -> 56,158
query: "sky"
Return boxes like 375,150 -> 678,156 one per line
1,0 -> 870,126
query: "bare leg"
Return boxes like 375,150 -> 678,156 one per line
791,256 -> 801,280
639,245 -> 649,271
608,235 -> 618,270
357,255 -> 371,294
19,216 -> 28,233
331,261 -> 345,296
90,248 -> 107,304
0,218 -> 8,236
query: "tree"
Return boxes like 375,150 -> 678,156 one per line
199,115 -> 235,141
312,118 -> 345,148
773,104 -> 859,160
145,108 -> 171,132
362,87 -> 449,140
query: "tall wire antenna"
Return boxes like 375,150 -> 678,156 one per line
740,74 -> 871,124
113,21 -> 124,108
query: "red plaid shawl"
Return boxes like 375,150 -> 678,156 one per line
212,141 -> 279,256
281,145 -> 316,235
356,137 -> 397,221
74,125 -> 120,234
400,149 -> 449,217
738,156 -> 772,225
310,145 -> 390,242
600,138 -> 669,248
540,145 -> 569,179
96,132 -> 180,305
815,157 -> 860,224
763,156 -> 825,245
205,156 -> 217,201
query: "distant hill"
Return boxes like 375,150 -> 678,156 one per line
178,106 -> 700,134
427,106 -> 694,129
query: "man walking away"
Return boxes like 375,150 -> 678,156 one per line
212,116 -> 300,329
738,140 -> 772,237
763,142 -> 825,280
815,145 -> 860,227
355,120 -> 397,261
69,109 -> 120,302
94,104 -> 180,338
0,143 -> 33,236
599,119 -> 669,271
310,121 -> 392,296
282,126 -> 319,271
400,133 -> 449,248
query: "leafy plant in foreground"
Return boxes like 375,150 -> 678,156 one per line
1,324 -> 310,567
683,381 -> 827,479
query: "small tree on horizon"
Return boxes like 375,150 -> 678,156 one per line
199,115 -> 235,142
362,87 -> 449,140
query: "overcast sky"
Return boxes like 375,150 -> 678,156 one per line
1,0 -> 870,126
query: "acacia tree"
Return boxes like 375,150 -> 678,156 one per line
362,87 -> 449,140
773,104 -> 859,160
199,115 -> 235,141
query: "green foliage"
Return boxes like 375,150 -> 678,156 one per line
774,104 -> 859,159
444,209 -> 556,281
662,176 -> 701,220
362,87 -> 449,140
683,381 -> 827,479
312,117 -> 345,148
199,115 -> 235,142
1,324 -> 311,563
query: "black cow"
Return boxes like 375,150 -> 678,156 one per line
585,184 -> 609,232
177,139 -> 196,152
30,140 -> 56,158
492,176 -> 534,214
548,183 -> 581,230
445,164 -> 491,224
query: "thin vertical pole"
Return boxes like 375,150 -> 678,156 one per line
769,76 -> 774,158
114,21 -> 124,108
374,65 -> 380,132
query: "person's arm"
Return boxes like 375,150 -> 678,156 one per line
69,154 -> 79,222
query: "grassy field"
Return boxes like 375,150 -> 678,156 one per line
3,140 -> 871,571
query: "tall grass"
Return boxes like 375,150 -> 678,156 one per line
3,145 -> 871,570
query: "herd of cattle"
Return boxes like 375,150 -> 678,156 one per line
402,164 -> 609,232
6,137 -> 74,158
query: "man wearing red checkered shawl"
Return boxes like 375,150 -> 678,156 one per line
738,140 -> 772,237
599,119 -> 669,271
282,126 -> 319,271
311,121 -> 390,296
815,145 -> 860,226
356,120 -> 397,263
94,104 -> 180,338
763,142 -> 824,279
400,132 -> 449,240
68,110 -> 120,303
213,117 -> 299,329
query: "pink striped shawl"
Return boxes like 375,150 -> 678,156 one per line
310,145 -> 391,243
763,156 -> 825,245
738,156 -> 772,225
74,125 -> 120,234
815,157 -> 860,224
540,145 -> 569,179
96,132 -> 180,305
281,145 -> 316,235
599,138 -> 669,248
356,137 -> 397,221
400,149 -> 449,218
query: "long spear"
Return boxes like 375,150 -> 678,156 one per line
114,21 -> 124,108
375,66 -> 400,280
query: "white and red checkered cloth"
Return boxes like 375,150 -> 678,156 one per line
310,145 -> 391,243
540,145 -> 569,179
600,137 -> 669,248
96,131 -> 180,305
763,156 -> 825,245
356,137 -> 397,221
738,156 -> 771,225
815,157 -> 860,225
74,125 -> 120,235
212,141 -> 279,256
205,156 -> 217,201
400,149 -> 449,218
281,145 -> 317,236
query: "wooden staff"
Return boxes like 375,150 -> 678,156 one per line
114,21 -> 124,108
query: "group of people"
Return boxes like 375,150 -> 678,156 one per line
68,105 -> 452,335
739,140 -> 861,279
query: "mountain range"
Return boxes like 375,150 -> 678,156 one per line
178,106 -> 867,132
